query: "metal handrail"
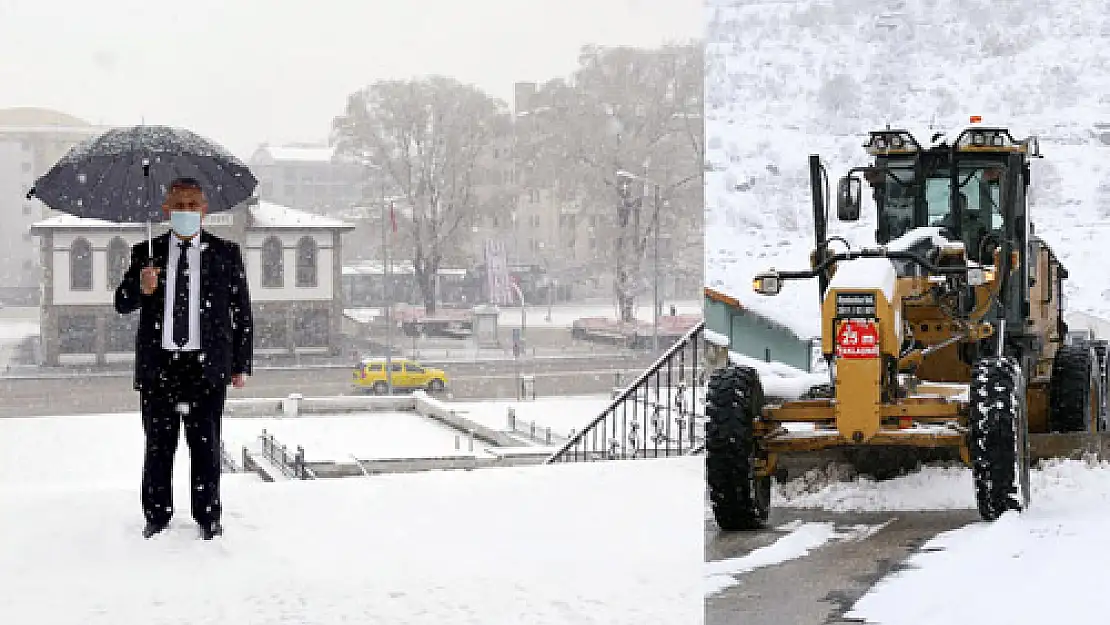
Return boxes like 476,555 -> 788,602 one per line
545,320 -> 705,463
258,429 -> 313,479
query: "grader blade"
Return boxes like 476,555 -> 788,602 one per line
765,434 -> 1110,484
1028,433 -> 1110,462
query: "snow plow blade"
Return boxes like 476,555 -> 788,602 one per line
1028,432 -> 1110,461
767,433 -> 1110,483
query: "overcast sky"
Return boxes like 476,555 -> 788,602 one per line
0,0 -> 700,159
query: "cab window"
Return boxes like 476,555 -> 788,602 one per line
407,364 -> 425,373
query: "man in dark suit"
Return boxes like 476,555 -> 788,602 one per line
115,177 -> 253,540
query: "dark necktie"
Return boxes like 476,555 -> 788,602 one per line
173,239 -> 191,348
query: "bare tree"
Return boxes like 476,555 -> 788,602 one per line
332,76 -> 512,314
526,43 -> 703,321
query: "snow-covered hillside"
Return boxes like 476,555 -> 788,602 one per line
705,0 -> 1110,337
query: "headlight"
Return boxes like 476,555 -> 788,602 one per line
753,270 -> 783,296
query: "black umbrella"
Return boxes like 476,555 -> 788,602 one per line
26,125 -> 258,256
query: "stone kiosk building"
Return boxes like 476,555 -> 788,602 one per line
30,200 -> 354,366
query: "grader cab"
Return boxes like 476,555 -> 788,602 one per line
706,122 -> 1110,531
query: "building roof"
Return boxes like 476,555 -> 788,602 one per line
255,145 -> 336,163
29,200 -> 354,232
0,108 -> 111,136
29,214 -> 146,231
250,200 -> 353,229
0,107 -> 90,127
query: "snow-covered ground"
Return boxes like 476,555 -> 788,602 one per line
836,459 -> 1110,625
0,412 -> 495,485
0,413 -> 702,624
706,459 -> 1110,623
704,519 -> 893,596
450,386 -> 704,444
450,396 -> 614,435
223,413 -> 490,461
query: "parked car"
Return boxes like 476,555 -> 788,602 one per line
351,358 -> 448,394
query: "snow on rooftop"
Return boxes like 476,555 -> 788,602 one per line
31,201 -> 353,231
249,200 -> 352,229
262,145 -> 335,162
30,213 -> 148,229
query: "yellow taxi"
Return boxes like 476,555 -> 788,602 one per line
351,358 -> 449,394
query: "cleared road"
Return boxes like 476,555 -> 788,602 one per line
0,356 -> 657,417
706,507 -> 980,624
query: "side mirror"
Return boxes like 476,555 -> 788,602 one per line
837,176 -> 862,221
752,269 -> 782,296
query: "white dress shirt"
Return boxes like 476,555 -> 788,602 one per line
162,232 -> 202,351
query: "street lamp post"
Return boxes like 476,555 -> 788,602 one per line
509,281 -> 526,399
366,162 -> 393,395
653,183 -> 660,352
615,169 -> 699,354
382,192 -> 394,395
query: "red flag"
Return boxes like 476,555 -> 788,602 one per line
389,201 -> 397,233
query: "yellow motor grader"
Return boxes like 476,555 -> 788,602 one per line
706,123 -> 1110,530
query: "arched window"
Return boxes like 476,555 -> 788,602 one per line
261,236 -> 284,288
295,236 -> 318,288
107,237 -> 129,287
69,237 -> 93,291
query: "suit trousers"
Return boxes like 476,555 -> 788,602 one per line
140,350 -> 226,526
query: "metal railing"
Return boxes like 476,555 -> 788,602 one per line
506,407 -> 570,446
219,440 -> 239,473
545,320 -> 707,463
258,429 -> 314,479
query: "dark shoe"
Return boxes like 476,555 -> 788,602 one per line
142,521 -> 168,539
199,521 -> 223,540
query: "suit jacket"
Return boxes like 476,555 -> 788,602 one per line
114,230 -> 254,391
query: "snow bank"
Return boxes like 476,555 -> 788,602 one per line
846,458 -> 1110,625
773,457 -> 1110,513
774,464 -> 976,512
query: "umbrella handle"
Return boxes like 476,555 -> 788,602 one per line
147,221 -> 153,264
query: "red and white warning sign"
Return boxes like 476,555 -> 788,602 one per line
836,319 -> 880,359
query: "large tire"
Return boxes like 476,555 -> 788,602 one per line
1049,342 -> 1099,433
705,364 -> 771,531
968,356 -> 1029,521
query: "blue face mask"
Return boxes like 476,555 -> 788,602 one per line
170,211 -> 202,237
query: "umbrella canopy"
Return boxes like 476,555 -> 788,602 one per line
27,125 -> 258,222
